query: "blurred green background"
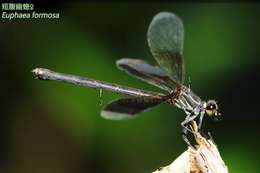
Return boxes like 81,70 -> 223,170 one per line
1,2 -> 260,173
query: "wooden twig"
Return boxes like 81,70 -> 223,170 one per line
153,121 -> 228,173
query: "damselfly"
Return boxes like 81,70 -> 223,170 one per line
32,12 -> 222,138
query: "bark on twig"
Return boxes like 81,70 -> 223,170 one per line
153,121 -> 228,173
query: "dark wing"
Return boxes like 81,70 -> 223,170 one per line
147,12 -> 185,83
116,58 -> 180,91
101,97 -> 163,120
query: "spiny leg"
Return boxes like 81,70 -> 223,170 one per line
207,131 -> 217,146
198,112 -> 205,130
181,114 -> 198,134
181,114 -> 198,147
182,134 -> 193,147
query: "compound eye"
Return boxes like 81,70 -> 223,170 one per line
215,111 -> 222,117
209,104 -> 216,110
206,103 -> 216,116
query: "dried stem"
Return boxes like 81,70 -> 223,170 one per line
153,121 -> 228,173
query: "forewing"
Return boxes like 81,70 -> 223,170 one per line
101,97 -> 163,120
116,58 -> 180,91
147,12 -> 185,83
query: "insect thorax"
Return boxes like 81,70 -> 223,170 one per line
168,86 -> 203,115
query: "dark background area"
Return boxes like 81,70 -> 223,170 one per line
1,2 -> 260,173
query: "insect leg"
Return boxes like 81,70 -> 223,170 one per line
181,115 -> 192,146
207,132 -> 217,146
181,114 -> 197,148
181,114 -> 198,134
198,111 -> 205,129
182,133 -> 193,147
182,115 -> 189,135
